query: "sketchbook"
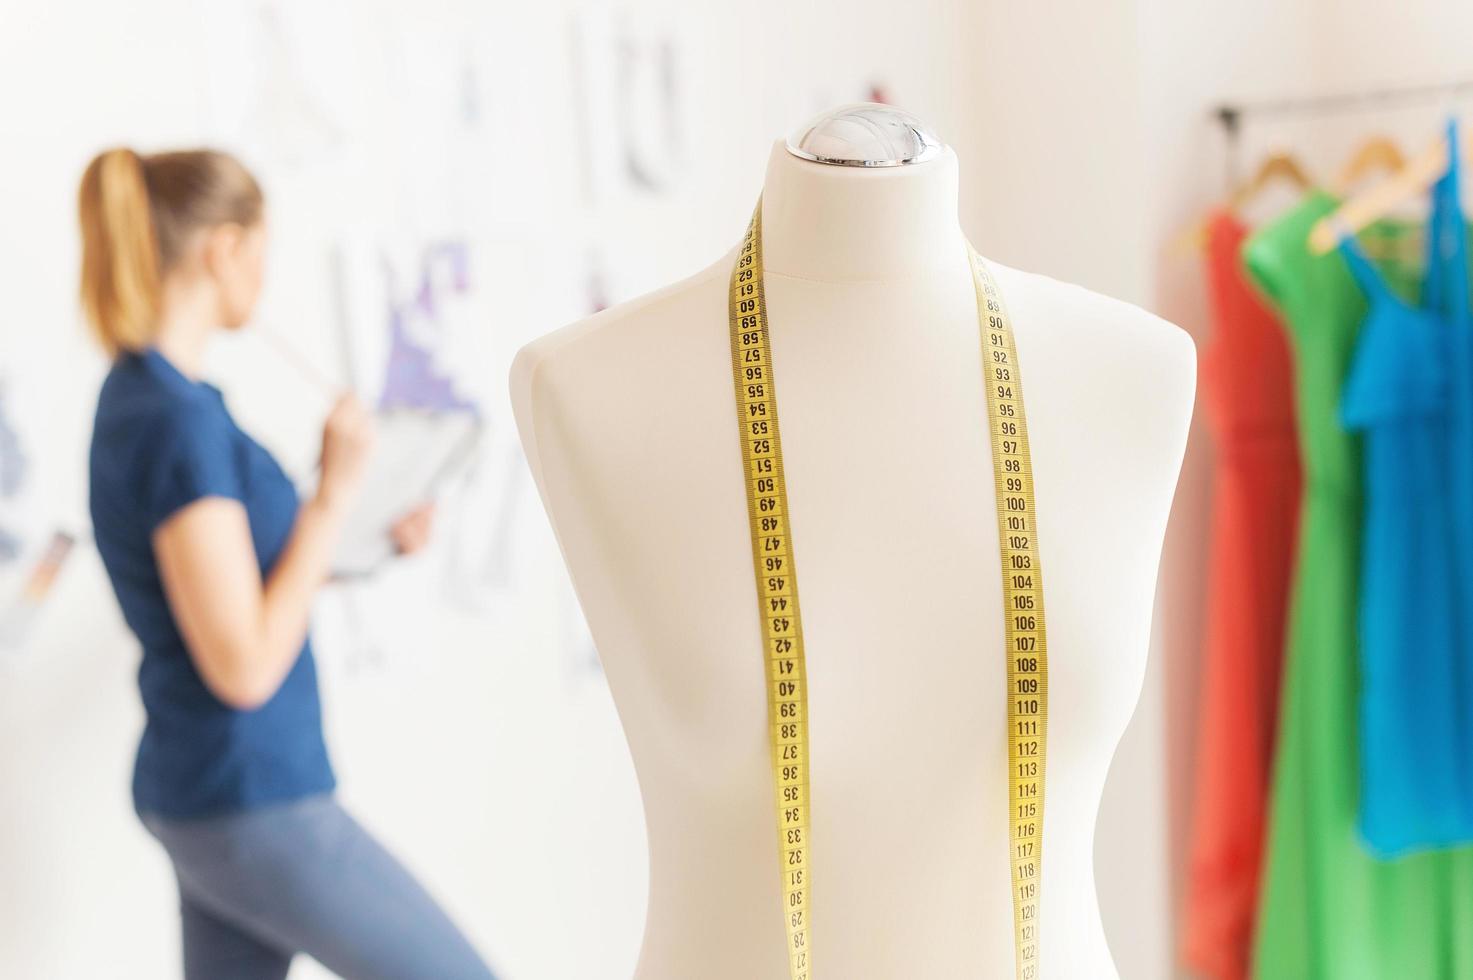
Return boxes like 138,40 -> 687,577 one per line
330,409 -> 483,579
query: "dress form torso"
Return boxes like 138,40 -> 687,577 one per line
511,131 -> 1194,979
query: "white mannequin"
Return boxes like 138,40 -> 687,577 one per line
511,110 -> 1193,979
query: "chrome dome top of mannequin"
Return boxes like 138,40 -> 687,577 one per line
785,103 -> 944,168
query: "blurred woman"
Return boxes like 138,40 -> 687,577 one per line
79,147 -> 495,980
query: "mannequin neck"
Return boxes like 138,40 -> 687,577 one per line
758,140 -> 966,283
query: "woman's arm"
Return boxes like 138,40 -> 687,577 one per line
153,395 -> 375,710
154,495 -> 348,709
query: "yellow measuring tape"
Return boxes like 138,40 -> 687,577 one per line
973,247 -> 1049,980
728,203 -> 814,979
727,204 -> 1048,980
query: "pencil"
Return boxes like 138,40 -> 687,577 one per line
256,325 -> 340,395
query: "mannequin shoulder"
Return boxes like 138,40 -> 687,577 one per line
510,254 -> 731,486
990,261 -> 1197,412
510,254 -> 729,421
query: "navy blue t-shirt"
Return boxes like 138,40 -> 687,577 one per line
90,348 -> 334,818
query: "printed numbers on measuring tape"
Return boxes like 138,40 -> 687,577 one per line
972,251 -> 1049,980
728,203 -> 1048,980
728,203 -> 813,980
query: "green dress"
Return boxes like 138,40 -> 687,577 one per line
1246,191 -> 1473,979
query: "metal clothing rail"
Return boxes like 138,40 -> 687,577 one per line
1212,78 -> 1473,187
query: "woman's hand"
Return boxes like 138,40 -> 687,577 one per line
316,394 -> 376,512
391,501 -> 437,555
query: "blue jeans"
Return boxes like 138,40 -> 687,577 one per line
141,794 -> 497,980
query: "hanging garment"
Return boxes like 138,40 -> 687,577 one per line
1246,190 -> 1473,980
1180,210 -> 1301,980
1338,121 -> 1473,856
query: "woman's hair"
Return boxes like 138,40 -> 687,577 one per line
77,148 -> 263,356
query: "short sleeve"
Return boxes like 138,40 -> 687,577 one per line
1241,224 -> 1291,312
141,407 -> 245,532
1240,192 -> 1334,322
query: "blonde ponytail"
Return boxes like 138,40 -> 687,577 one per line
77,147 -> 263,357
78,148 -> 161,356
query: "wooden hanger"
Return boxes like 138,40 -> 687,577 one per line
1332,135 -> 1406,194
1228,152 -> 1314,210
1308,128 -> 1458,254
1172,151 -> 1314,254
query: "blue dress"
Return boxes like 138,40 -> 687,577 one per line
1339,120 -> 1473,855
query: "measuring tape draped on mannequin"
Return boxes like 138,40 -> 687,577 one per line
726,202 -> 1050,980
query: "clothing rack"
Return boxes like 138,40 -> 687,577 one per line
1212,79 -> 1473,187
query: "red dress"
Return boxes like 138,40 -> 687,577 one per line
1181,210 -> 1302,980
